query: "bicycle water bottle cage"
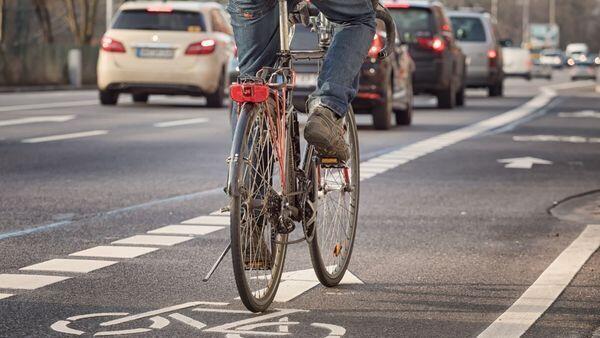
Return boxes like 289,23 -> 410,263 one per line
230,82 -> 269,103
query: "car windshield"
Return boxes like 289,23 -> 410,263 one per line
450,17 -> 486,42
389,8 -> 433,42
113,10 -> 206,32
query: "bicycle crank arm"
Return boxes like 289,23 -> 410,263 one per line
202,241 -> 231,282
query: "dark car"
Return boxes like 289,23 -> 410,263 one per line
291,23 -> 415,130
385,1 -> 467,109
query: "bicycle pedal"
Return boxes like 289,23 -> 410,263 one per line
320,157 -> 346,168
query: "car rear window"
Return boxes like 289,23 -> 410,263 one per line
450,17 -> 486,42
389,8 -> 433,42
112,10 -> 206,32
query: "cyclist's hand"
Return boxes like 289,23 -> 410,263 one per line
289,0 -> 312,27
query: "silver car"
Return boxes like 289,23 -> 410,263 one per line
448,10 -> 504,97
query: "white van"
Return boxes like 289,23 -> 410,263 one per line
502,47 -> 532,80
565,43 -> 589,58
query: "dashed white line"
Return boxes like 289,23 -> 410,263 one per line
0,274 -> 70,290
112,235 -> 193,246
0,100 -> 97,113
153,117 -> 209,128
20,259 -> 118,273
0,293 -> 13,300
148,225 -> 225,236
182,215 -> 230,226
479,224 -> 600,338
0,115 -> 76,127
22,130 -> 108,143
69,246 -> 159,259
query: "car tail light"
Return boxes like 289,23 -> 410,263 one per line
185,39 -> 216,55
368,33 -> 384,59
386,3 -> 411,9
147,5 -> 173,12
101,36 -> 125,53
488,49 -> 497,67
417,37 -> 445,53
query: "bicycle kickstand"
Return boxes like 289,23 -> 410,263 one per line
203,241 -> 231,282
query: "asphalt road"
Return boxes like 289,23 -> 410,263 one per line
0,71 -> 599,337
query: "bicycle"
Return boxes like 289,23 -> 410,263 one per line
208,0 -> 396,312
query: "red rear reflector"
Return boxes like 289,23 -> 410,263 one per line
185,39 -> 216,55
147,5 -> 173,12
101,36 -> 126,53
230,84 -> 269,103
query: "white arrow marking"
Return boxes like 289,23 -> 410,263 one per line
497,157 -> 553,169
558,110 -> 600,118
0,115 -> 75,127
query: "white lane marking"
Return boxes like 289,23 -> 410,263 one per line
311,322 -> 347,337
182,215 -> 230,226
513,135 -> 600,143
22,130 -> 108,143
148,225 -> 224,236
153,117 -> 209,128
112,235 -> 193,246
479,224 -> 600,338
0,293 -> 13,300
0,274 -> 70,290
558,110 -> 600,119
0,100 -> 97,113
0,115 -> 75,127
20,258 -> 118,273
69,246 -> 159,258
497,157 -> 553,169
169,313 -> 207,330
359,88 -> 557,181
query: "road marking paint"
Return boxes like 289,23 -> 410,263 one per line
112,235 -> 193,246
69,246 -> 159,258
169,313 -> 207,330
0,115 -> 75,127
182,215 -> 230,226
497,157 -> 553,169
479,224 -> 600,338
22,130 -> 108,143
20,258 -> 118,273
513,135 -> 600,143
558,110 -> 600,119
0,274 -> 70,290
210,210 -> 230,216
153,117 -> 209,128
0,293 -> 13,300
148,225 -> 224,236
0,100 -> 97,113
101,301 -> 228,326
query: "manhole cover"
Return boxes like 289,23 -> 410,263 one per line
550,190 -> 600,224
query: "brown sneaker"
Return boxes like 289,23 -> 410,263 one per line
304,104 -> 349,162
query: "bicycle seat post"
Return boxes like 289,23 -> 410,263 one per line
278,0 -> 291,54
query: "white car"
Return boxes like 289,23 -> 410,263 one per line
502,47 -> 532,80
97,1 -> 235,106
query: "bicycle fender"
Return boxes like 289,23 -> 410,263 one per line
227,104 -> 252,197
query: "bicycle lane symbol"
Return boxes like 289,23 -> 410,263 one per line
50,301 -> 346,337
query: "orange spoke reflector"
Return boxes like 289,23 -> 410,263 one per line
333,243 -> 342,257
321,158 -> 339,165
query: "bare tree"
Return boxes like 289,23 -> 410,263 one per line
63,0 -> 100,45
0,0 -> 4,44
33,0 -> 54,43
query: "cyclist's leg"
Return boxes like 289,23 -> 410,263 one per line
227,0 -> 280,131
308,0 -> 376,118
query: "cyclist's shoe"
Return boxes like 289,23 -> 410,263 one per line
243,218 -> 272,270
304,104 -> 349,162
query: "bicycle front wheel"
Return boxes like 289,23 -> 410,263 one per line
229,102 -> 289,312
308,107 -> 360,287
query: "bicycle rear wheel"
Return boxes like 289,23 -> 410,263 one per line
308,108 -> 360,287
229,101 -> 289,312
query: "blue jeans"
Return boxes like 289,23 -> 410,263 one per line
227,0 -> 375,120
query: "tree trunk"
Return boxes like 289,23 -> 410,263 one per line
33,0 -> 54,43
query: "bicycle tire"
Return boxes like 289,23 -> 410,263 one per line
229,100 -> 291,312
308,107 -> 360,287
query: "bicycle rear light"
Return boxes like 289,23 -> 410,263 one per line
230,83 -> 269,103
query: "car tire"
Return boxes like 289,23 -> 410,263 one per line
372,76 -> 393,130
206,70 -> 225,108
525,74 -> 532,81
455,82 -> 465,107
394,82 -> 413,126
437,81 -> 456,109
132,93 -> 149,103
99,90 -> 118,106
488,81 -> 503,97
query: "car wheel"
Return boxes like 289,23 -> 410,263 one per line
372,76 -> 393,130
132,93 -> 149,103
394,82 -> 413,126
99,90 -> 118,106
437,81 -> 455,109
488,81 -> 503,97
206,70 -> 226,108
455,82 -> 465,107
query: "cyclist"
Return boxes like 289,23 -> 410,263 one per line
228,0 -> 376,161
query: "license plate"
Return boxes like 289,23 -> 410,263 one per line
136,48 -> 175,59
295,73 -> 318,88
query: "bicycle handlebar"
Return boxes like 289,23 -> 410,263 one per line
373,1 -> 396,60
